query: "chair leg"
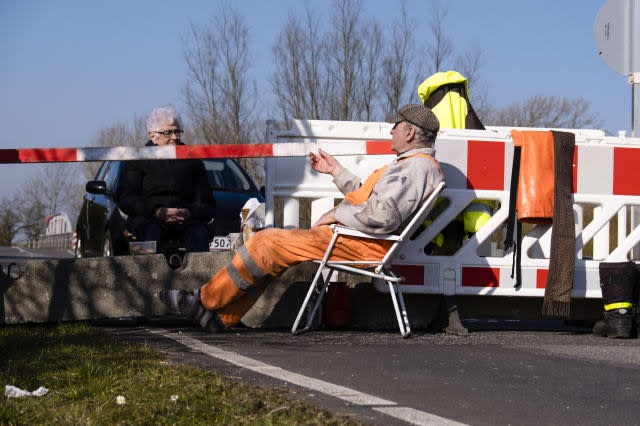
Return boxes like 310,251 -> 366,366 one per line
394,282 -> 412,338
291,231 -> 339,335
387,280 -> 411,338
291,266 -> 324,334
302,269 -> 334,331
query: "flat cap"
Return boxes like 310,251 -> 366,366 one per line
388,104 -> 439,135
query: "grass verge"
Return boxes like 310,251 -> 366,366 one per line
0,322 -> 357,425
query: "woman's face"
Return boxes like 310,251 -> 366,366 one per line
148,122 -> 182,146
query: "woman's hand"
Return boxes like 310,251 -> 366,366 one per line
155,207 -> 191,223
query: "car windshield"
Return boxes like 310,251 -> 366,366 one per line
203,159 -> 252,192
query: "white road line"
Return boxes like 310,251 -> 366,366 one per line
148,328 -> 466,426
14,247 -> 35,257
374,407 -> 464,426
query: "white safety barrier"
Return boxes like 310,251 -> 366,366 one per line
30,213 -> 74,250
2,120 -> 638,299
264,120 -> 640,299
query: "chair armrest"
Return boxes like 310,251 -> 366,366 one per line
330,224 -> 402,241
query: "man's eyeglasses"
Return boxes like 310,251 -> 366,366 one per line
392,120 -> 405,130
152,129 -> 184,137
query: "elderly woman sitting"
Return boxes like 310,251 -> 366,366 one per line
116,105 -> 216,252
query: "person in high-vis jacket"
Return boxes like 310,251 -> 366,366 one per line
159,104 -> 444,332
418,71 -> 494,251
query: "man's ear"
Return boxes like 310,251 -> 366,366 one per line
405,123 -> 415,141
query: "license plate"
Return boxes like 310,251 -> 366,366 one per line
209,235 -> 232,251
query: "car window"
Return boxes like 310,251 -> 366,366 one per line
104,161 -> 121,192
203,159 -> 252,192
95,162 -> 109,181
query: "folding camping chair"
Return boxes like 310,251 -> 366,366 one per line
291,181 -> 446,338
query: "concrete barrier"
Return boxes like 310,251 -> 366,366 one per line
0,252 -> 601,330
1,252 -> 228,324
0,251 -> 443,329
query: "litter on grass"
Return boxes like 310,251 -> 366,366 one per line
5,385 -> 49,398
170,395 -> 179,402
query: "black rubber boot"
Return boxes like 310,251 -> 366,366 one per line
592,262 -> 637,339
159,289 -> 224,333
592,310 -> 633,338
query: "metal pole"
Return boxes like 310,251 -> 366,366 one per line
634,80 -> 640,136
632,80 -> 640,260
629,0 -> 640,259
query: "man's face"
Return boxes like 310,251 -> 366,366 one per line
389,120 -> 414,153
148,122 -> 182,146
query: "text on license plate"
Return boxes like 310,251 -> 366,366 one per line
209,235 -> 232,251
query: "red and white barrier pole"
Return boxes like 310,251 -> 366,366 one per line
0,140 -> 393,164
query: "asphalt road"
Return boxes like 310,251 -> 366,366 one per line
3,245 -> 638,424
0,245 -> 73,274
102,320 -> 640,426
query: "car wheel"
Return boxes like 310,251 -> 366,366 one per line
102,230 -> 113,257
75,238 -> 84,258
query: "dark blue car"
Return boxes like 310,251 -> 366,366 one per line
75,158 -> 264,257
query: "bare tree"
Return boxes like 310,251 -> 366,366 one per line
453,43 -> 483,88
181,6 -> 262,184
272,2 -> 383,124
18,192 -> 46,243
325,0 -> 365,121
271,9 -> 329,125
412,0 -> 468,108
487,95 -> 603,128
381,1 -> 415,118
182,7 -> 257,146
354,20 -> 384,121
454,42 -> 491,121
83,117 -> 143,180
0,164 -> 80,245
130,114 -> 147,145
0,197 -> 23,245
21,164 -> 80,219
426,0 -> 453,74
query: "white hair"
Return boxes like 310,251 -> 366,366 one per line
407,122 -> 436,148
146,105 -> 183,131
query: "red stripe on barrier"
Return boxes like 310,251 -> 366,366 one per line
365,140 -> 393,155
466,140 -> 504,190
175,143 -> 274,159
391,265 -> 424,285
572,146 -> 578,194
461,266 -> 499,287
0,148 -> 78,163
536,269 -> 548,289
613,147 -> 640,196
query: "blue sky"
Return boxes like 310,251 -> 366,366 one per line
0,0 -> 633,200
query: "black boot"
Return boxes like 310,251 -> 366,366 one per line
159,289 -> 224,333
593,262 -> 637,339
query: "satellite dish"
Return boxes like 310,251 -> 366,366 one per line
594,0 -> 638,75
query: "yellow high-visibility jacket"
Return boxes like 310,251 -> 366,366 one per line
418,70 -> 485,130
419,71 -> 492,236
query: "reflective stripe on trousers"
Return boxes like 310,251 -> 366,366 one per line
200,226 -> 393,328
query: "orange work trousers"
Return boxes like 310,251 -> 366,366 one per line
200,225 -> 392,328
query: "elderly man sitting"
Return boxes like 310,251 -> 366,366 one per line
117,105 -> 216,253
160,104 -> 443,332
